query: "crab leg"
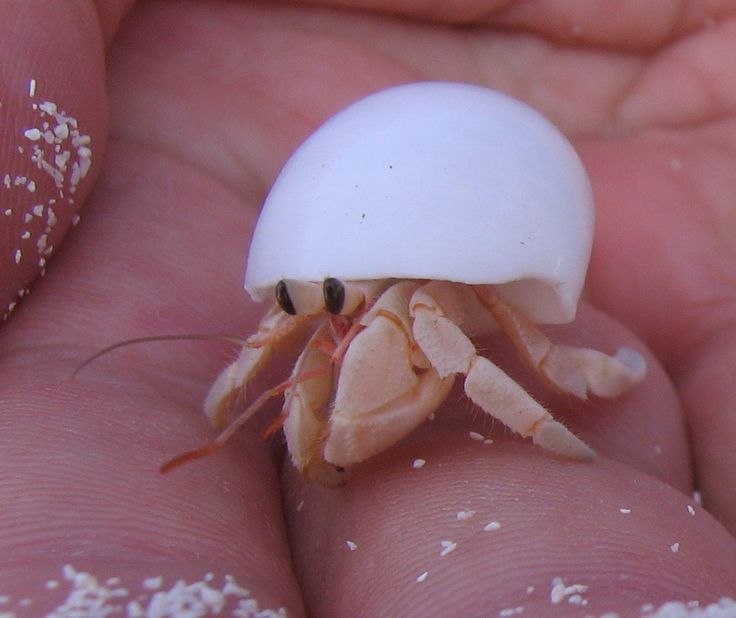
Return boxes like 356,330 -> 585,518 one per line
474,285 -> 646,399
411,283 -> 594,460
204,304 -> 315,428
281,322 -> 347,486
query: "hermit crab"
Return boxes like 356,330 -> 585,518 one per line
183,82 -> 646,485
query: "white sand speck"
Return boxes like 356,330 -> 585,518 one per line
439,540 -> 457,557
641,597 -> 736,617
142,576 -> 163,591
0,564 -> 287,618
550,577 -> 588,606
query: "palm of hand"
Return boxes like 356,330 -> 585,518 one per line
2,2 -> 736,615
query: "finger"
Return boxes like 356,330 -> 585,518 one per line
0,142 -> 305,615
285,443 -> 736,617
583,138 -> 736,534
288,0 -> 734,49
133,0 -> 734,156
490,1 -> 735,51
0,0 -> 124,325
492,304 -> 689,492
284,308 -> 699,612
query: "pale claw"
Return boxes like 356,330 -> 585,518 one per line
283,323 -> 346,485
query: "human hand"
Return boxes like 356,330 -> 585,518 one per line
2,2 -> 736,615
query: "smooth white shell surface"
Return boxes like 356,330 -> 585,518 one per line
245,82 -> 594,323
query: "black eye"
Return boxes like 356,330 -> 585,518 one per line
275,280 -> 296,315
323,278 -> 345,314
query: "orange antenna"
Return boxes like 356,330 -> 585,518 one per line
160,368 -> 326,473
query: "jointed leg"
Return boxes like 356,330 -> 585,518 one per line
411,283 -> 595,460
203,305 -> 315,427
474,285 -> 646,399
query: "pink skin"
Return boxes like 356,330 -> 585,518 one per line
2,1 -> 736,615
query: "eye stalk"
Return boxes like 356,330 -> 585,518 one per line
276,278 -> 365,316
323,278 -> 346,314
275,280 -> 296,315
275,280 -> 324,315
325,279 -> 368,316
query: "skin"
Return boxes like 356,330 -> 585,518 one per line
1,0 -> 736,615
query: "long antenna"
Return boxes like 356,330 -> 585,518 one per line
71,334 -> 248,379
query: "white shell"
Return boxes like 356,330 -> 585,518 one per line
245,82 -> 594,323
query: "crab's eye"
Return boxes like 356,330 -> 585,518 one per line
276,280 -> 324,314
323,278 -> 346,314
275,280 -> 296,315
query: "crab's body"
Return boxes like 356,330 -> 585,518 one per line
199,82 -> 646,484
205,278 -> 644,485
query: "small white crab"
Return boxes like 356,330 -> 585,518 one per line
188,82 -> 646,485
